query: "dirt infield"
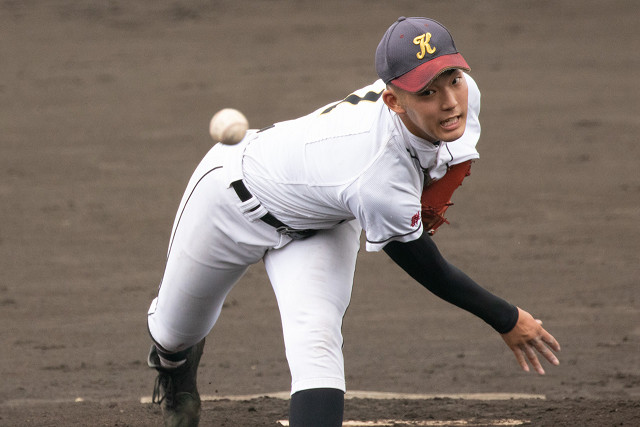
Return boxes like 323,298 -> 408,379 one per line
1,0 -> 639,425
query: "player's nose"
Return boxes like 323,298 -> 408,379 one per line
440,87 -> 458,110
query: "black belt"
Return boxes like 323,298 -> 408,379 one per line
231,180 -> 317,240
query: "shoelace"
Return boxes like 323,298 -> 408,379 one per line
152,372 -> 175,406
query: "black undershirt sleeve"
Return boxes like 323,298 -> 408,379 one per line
383,233 -> 519,334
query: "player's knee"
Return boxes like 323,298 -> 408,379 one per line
285,324 -> 346,391
285,314 -> 343,353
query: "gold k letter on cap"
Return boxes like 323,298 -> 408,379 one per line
413,33 -> 436,59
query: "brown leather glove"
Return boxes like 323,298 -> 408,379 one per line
421,160 -> 473,235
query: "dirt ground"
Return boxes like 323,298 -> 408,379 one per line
1,0 -> 639,426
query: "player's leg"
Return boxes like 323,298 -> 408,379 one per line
289,388 -> 345,427
147,252 -> 248,427
264,220 -> 362,427
146,154 -> 280,426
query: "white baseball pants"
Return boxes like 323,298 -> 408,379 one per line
147,143 -> 361,394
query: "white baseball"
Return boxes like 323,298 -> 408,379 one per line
209,108 -> 249,145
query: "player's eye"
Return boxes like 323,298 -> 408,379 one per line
418,89 -> 435,97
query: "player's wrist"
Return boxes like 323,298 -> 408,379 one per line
492,303 -> 519,334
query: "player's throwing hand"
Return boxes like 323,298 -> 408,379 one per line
501,307 -> 561,375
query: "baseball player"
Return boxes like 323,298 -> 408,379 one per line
146,17 -> 561,427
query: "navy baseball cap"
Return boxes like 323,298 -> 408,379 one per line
375,17 -> 470,92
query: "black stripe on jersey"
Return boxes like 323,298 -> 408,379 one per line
444,143 -> 453,162
366,223 -> 423,246
406,143 -> 449,175
321,89 -> 384,115
257,124 -> 275,133
406,148 -> 429,173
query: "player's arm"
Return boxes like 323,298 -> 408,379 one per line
383,233 -> 560,374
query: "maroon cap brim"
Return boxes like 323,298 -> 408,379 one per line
391,53 -> 470,92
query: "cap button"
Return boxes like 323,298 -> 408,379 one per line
397,16 -> 406,22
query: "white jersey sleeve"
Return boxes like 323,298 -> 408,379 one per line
345,136 -> 424,252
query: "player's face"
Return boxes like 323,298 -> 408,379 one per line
391,69 -> 469,143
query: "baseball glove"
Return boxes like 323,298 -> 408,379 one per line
421,160 -> 473,235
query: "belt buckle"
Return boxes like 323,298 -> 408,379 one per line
275,226 -> 317,240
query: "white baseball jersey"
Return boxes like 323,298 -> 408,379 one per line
238,74 -> 480,252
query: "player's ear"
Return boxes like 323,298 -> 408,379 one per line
382,88 -> 406,114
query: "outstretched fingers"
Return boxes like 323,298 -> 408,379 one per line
522,342 -> 545,374
502,308 -> 561,375
535,330 -> 561,365
540,328 -> 561,352
512,345 -> 530,373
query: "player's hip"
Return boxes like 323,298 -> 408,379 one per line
167,162 -> 290,268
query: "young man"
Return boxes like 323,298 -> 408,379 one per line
146,17 -> 561,427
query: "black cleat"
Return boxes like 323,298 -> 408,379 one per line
148,339 -> 205,427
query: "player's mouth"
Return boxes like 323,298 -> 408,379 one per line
440,115 -> 460,130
